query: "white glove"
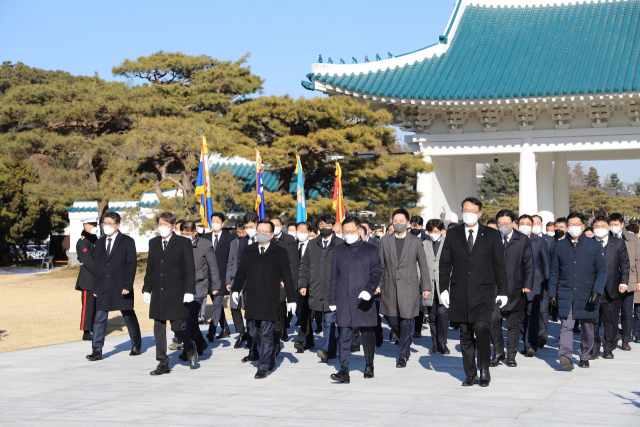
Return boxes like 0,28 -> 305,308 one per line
329,305 -> 337,312
231,292 -> 240,305
288,302 -> 297,314
440,290 -> 450,309
143,292 -> 151,304
183,293 -> 194,303
496,295 -> 508,308
358,291 -> 372,301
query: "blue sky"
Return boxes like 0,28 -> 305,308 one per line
1,0 -> 636,183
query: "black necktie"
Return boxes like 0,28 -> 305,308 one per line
299,243 -> 304,260
503,237 -> 507,248
214,234 -> 219,251
107,238 -> 112,256
323,240 -> 328,250
468,230 -> 474,252
260,247 -> 265,256
163,240 -> 168,251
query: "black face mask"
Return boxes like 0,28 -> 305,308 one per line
319,228 -> 333,237
411,229 -> 422,236
555,229 -> 565,239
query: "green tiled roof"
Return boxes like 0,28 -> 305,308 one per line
305,0 -> 640,100
66,201 -> 160,213
66,207 -> 98,213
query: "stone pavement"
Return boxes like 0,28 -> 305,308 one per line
0,320 -> 638,426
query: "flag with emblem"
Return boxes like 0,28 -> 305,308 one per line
332,162 -> 345,223
295,154 -> 307,222
195,135 -> 214,229
255,148 -> 265,219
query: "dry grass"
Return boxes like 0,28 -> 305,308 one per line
0,262 -> 231,353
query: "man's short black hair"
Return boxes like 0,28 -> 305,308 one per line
243,212 -> 259,224
235,220 -> 245,230
359,224 -> 368,235
584,226 -> 594,234
343,216 -> 361,228
156,212 -> 176,225
410,215 -> 424,226
318,214 -> 335,226
296,221 -> 310,230
626,223 -> 639,234
592,215 -> 609,225
360,219 -> 372,229
175,219 -> 185,225
447,222 -> 458,229
518,214 -> 533,224
257,219 -> 274,233
532,215 -> 543,222
392,209 -> 410,222
609,213 -> 624,224
555,217 -> 568,227
181,221 -> 195,232
211,212 -> 226,223
546,222 -> 555,228
103,211 -> 121,224
496,209 -> 516,222
486,218 -> 497,225
286,221 -> 297,229
270,216 -> 282,226
567,212 -> 585,224
461,197 -> 483,211
425,219 -> 445,232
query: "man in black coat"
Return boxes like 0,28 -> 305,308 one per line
293,221 -> 314,353
490,210 -> 534,368
231,220 -> 297,379
270,216 -> 297,342
591,216 -> 630,360
202,212 -> 232,342
142,212 -> 198,375
532,214 -> 555,349
439,197 -> 508,387
86,212 -> 142,361
76,217 -> 99,341
226,220 -> 250,348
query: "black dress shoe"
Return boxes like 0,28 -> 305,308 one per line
317,349 -> 329,363
489,354 -> 505,367
197,341 -> 208,356
234,334 -> 246,349
478,369 -> 491,387
462,376 -> 478,386
178,352 -> 188,361
305,341 -> 315,350
579,360 -> 590,368
281,330 -> 288,341
255,369 -> 268,379
82,331 -> 93,341
186,341 -> 198,368
206,331 -> 214,343
439,344 -> 450,355
350,344 -> 360,353
603,351 -> 614,359
375,332 -> 384,348
559,355 -> 574,370
150,363 -> 170,375
589,350 -> 600,360
330,368 -> 350,384
294,342 -> 305,353
315,325 -> 323,333
396,357 -> 407,368
506,359 -> 517,367
573,326 -> 581,334
394,339 -> 399,345
364,364 -> 374,379
389,331 -> 397,342
242,351 -> 259,363
525,348 -> 536,357
538,337 -> 547,348
130,346 -> 141,356
429,346 -> 438,353
86,351 -> 102,361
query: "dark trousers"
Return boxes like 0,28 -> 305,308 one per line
459,321 -> 491,378
92,309 -> 141,352
373,295 -> 383,339
634,304 -> 640,340
490,306 -> 520,360
154,319 -> 192,365
231,296 -> 245,335
620,291 -> 634,344
186,297 -> 207,348
80,290 -> 96,331
539,291 -> 550,341
296,294 -> 313,345
427,294 -> 449,347
207,293 -> 228,333
322,311 -> 338,355
275,300 -> 287,335
387,316 -> 412,361
597,294 -> 622,353
520,299 -> 541,352
247,319 -> 275,372
338,326 -> 374,371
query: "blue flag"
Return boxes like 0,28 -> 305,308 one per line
255,148 -> 265,220
295,154 -> 307,222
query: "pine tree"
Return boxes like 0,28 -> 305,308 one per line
477,163 -> 519,203
586,167 -> 600,187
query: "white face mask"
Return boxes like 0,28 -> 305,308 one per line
158,226 -> 172,238
273,226 -> 282,236
594,228 -> 609,239
197,227 -> 204,234
246,228 -> 257,239
568,226 -> 583,238
335,233 -> 343,239
297,232 -> 309,242
532,225 -> 542,235
103,225 -> 115,236
462,212 -> 479,226
174,231 -> 181,236
547,231 -> 555,237
288,230 -> 297,237
519,225 -> 532,236
90,227 -> 98,235
610,226 -> 622,235
344,234 -> 359,244
429,233 -> 441,242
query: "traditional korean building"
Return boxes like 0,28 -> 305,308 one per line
303,0 -> 640,224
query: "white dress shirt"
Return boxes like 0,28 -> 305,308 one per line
464,223 -> 479,245
106,231 -> 120,250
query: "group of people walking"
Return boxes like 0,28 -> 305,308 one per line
75,196 -> 639,386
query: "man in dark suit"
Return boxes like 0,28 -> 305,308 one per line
532,214 -> 555,349
357,220 -> 384,348
293,221 -> 314,353
490,210 -> 533,368
591,216 -> 630,360
142,212 -> 198,375
232,219 -> 296,378
439,197 -> 508,387
203,212 -> 232,342
329,217 -> 383,383
270,216 -> 297,342
517,214 -> 549,357
226,220 -> 250,348
86,212 -> 142,361
76,217 -> 99,341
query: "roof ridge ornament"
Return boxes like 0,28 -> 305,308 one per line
317,55 -> 322,64
388,52 -> 393,59
352,57 -> 358,64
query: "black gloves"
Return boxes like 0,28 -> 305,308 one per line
549,297 -> 557,309
587,292 -> 601,309
549,297 -> 558,318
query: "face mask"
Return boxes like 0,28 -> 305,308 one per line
462,212 -> 479,226
393,223 -> 407,233
297,233 -> 309,242
519,225 -> 532,236
246,228 -> 257,239
197,227 -> 204,234
498,226 -> 513,236
555,229 -> 565,239
255,232 -> 271,244
594,228 -> 609,239
610,226 -> 622,235
90,227 -> 98,235
211,223 -> 222,232
174,231 -> 181,236
568,226 -> 582,238
335,233 -> 343,239
273,226 -> 282,236
344,234 -> 359,245
103,225 -> 115,236
411,229 -> 422,236
158,226 -> 172,238
288,231 -> 297,237
429,233 -> 441,242
319,228 -> 333,237
547,231 -> 556,237
532,225 -> 542,235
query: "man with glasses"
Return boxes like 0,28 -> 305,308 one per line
86,211 -> 142,361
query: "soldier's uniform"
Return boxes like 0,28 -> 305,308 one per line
76,218 -> 99,340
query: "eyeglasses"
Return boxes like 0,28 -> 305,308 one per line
462,209 -> 479,214
102,221 -> 117,227
497,222 -> 512,227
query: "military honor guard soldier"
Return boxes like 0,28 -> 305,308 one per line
76,217 -> 99,341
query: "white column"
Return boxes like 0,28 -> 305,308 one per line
519,140 -> 538,215
536,152 -> 554,224
417,154 -> 434,221
553,152 -> 570,218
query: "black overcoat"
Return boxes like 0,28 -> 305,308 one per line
93,232 -> 137,312
299,235 -> 343,312
142,234 -> 196,321
202,230 -> 233,295
75,230 -> 97,291
527,234 -> 550,301
276,233 -> 297,301
231,243 -> 296,322
602,234 -> 630,299
501,230 -> 534,312
439,224 -> 508,323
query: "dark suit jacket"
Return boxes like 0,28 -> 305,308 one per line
501,230 -> 534,312
142,234 -> 196,320
93,232 -> 137,312
439,224 -> 508,323
202,230 -> 233,294
541,234 -> 555,260
299,234 -> 344,312
75,230 -> 97,291
275,232 -> 297,301
527,234 -> 549,301
232,243 -> 296,322
601,234 -> 630,299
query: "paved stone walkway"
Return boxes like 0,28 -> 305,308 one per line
0,320 -> 638,426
